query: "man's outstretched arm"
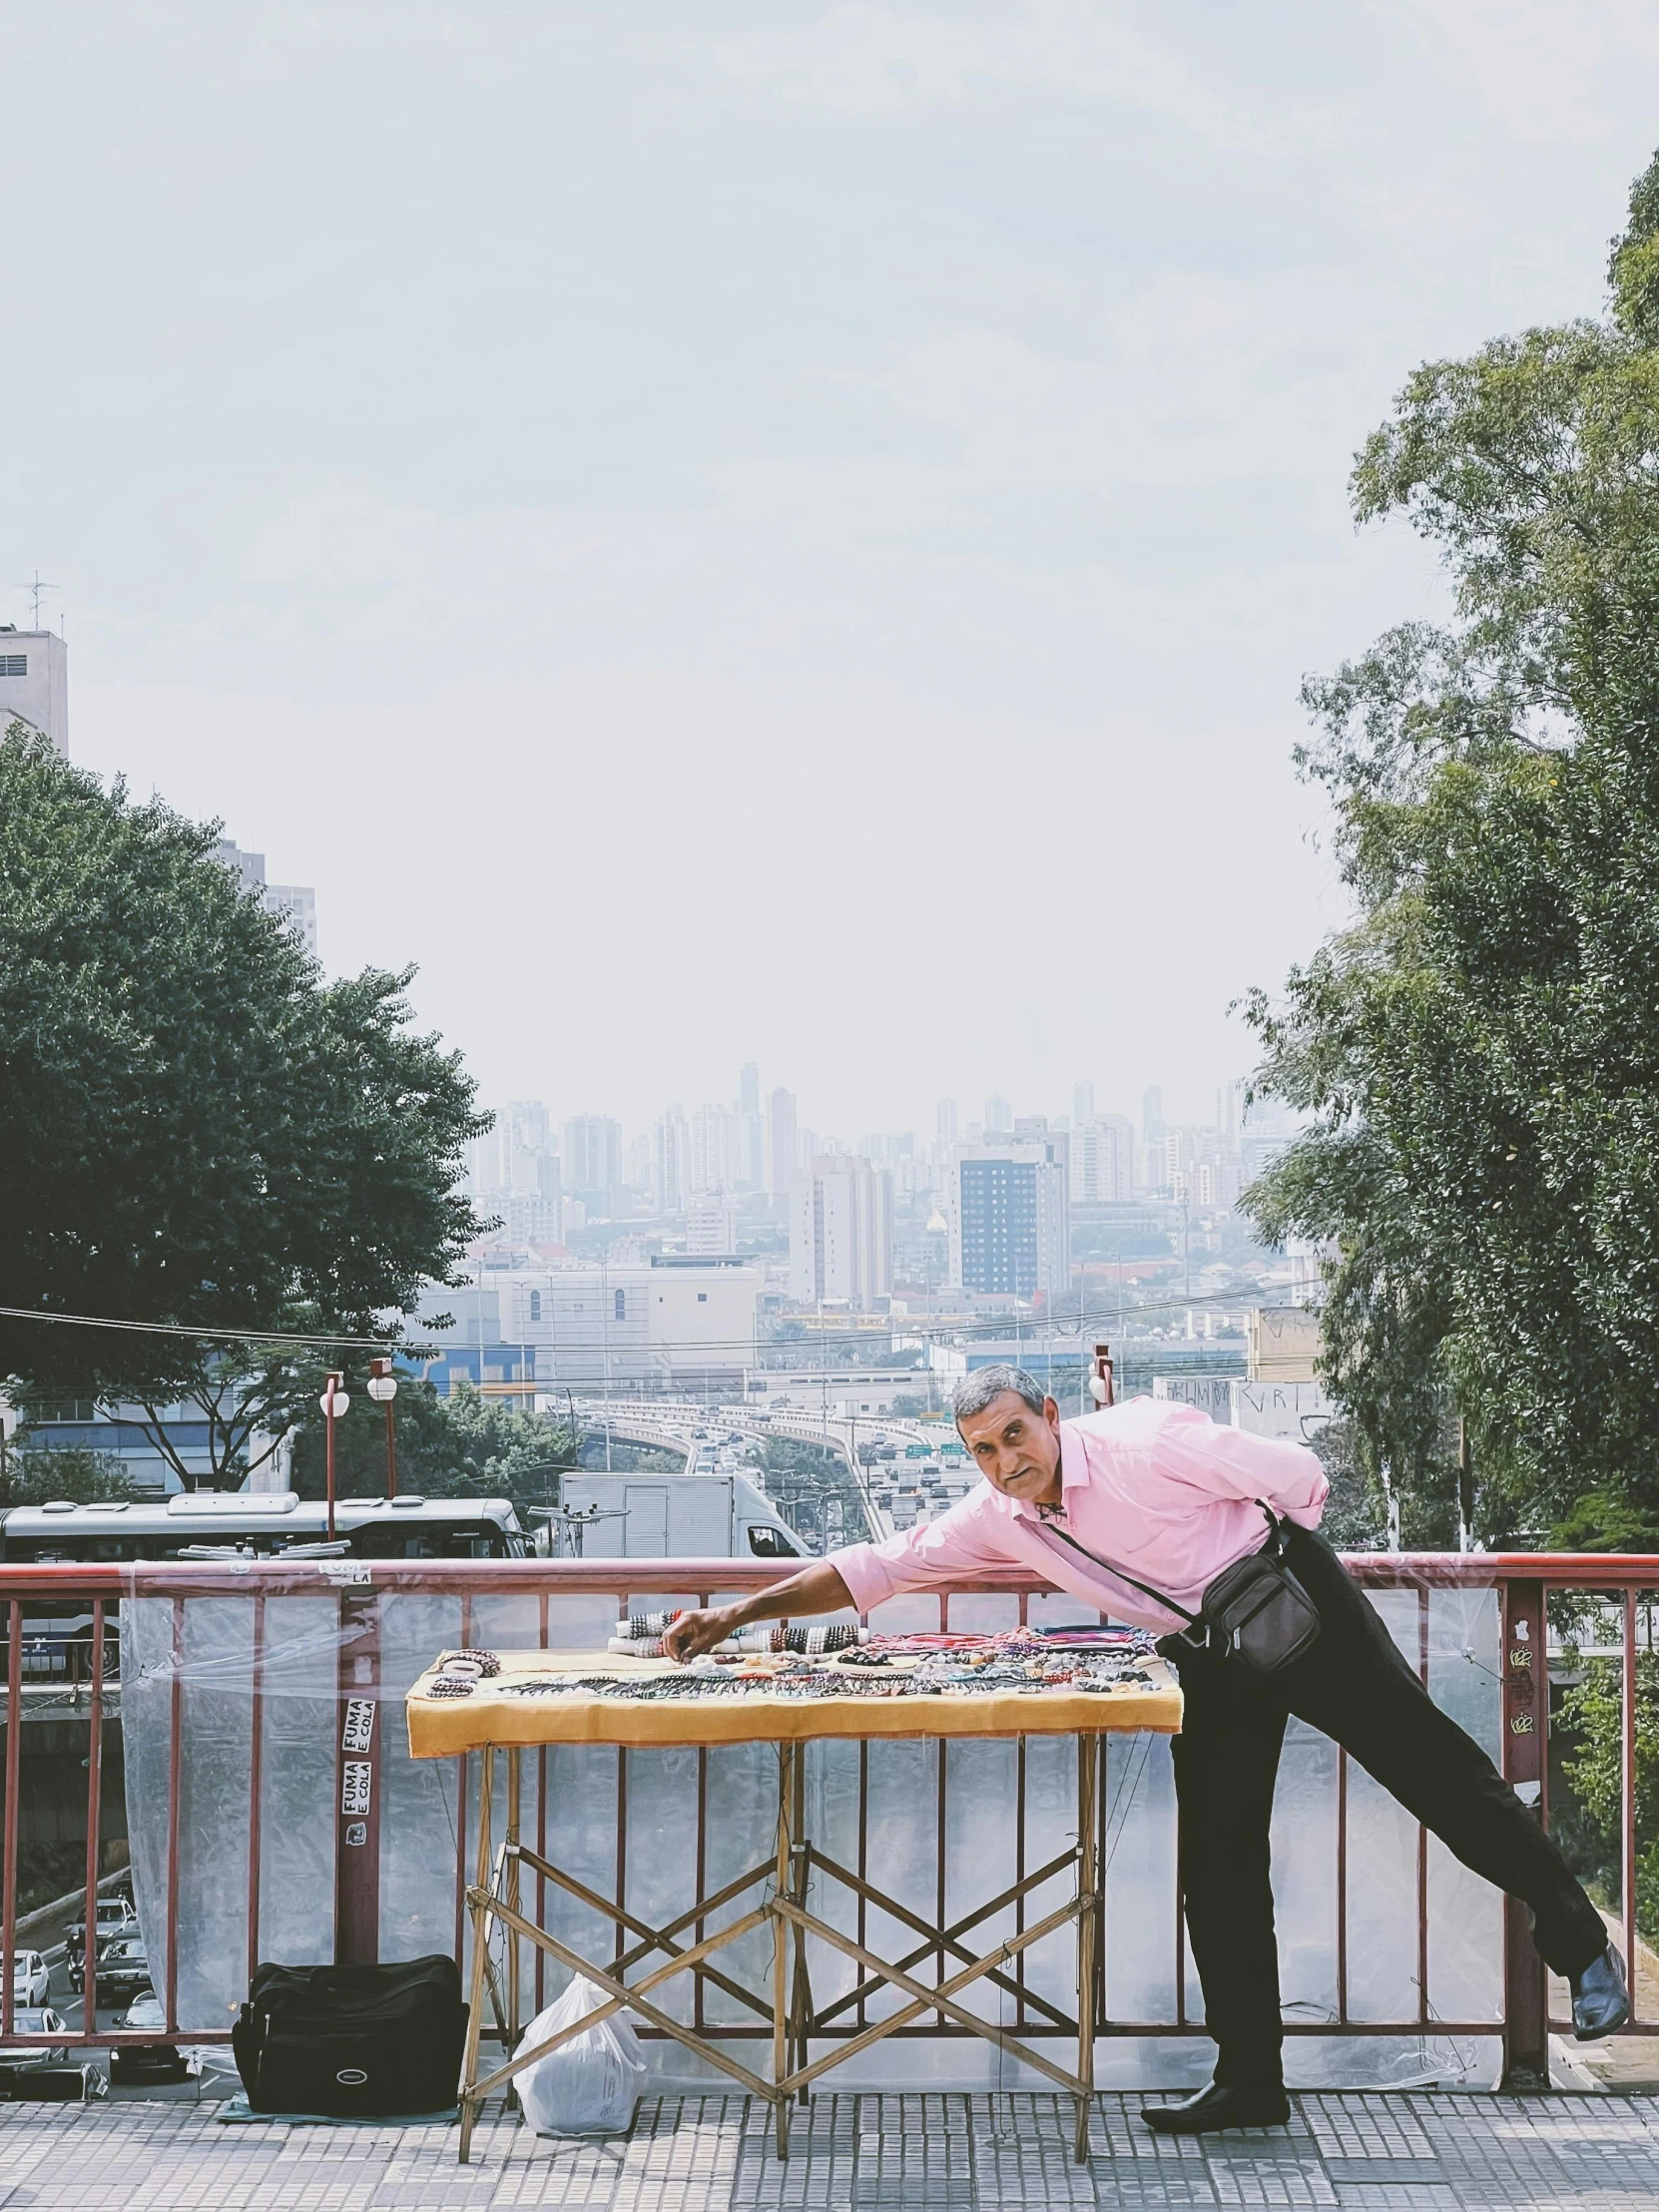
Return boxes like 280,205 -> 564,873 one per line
661,1559 -> 856,1662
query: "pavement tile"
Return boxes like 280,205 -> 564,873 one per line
3,2087 -> 1659,2208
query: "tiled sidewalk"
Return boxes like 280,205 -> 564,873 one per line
1,2091 -> 1657,2209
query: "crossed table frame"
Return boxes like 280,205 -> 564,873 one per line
405,1653 -> 1181,2165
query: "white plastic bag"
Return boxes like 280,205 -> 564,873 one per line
512,1976 -> 645,2136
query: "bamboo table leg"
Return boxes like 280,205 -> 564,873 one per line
506,1746 -> 522,2067
773,1744 -> 794,2159
1074,1733 -> 1099,2163
458,1747 -> 495,2163
788,1743 -> 813,2102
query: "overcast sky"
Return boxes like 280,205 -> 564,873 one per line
8,3 -> 1658,1139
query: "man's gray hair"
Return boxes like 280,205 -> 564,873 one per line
952,1364 -> 1047,1424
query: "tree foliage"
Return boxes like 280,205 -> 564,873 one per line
0,1443 -> 133,1506
1555,1641 -> 1659,1942
289,1381 -> 579,1522
0,729 -> 488,1482
1243,151 -> 1659,1546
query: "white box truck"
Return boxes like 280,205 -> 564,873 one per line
537,1470 -> 810,1560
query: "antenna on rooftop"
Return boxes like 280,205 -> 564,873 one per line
18,572 -> 59,629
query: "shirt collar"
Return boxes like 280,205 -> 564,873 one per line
1008,1429 -> 1084,1521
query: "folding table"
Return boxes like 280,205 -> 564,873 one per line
406,1648 -> 1182,2163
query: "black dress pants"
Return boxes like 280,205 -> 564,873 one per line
1159,1527 -> 1606,2088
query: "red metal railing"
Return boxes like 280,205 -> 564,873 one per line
0,1553 -> 1652,2085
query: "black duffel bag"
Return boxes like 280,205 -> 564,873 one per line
233,1954 -> 467,2117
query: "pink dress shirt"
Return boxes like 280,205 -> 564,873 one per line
827,1395 -> 1331,1635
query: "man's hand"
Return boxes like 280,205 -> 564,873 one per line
662,1606 -> 739,1663
657,1561 -> 858,1665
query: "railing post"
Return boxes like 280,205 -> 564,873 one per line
334,1590 -> 383,1965
1500,1575 -> 1549,2088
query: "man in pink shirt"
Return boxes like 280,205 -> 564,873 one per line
665,1366 -> 1625,2130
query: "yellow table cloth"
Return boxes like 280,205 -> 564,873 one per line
407,1647 -> 1182,1754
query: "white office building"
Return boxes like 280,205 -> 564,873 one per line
1072,1115 -> 1134,1204
413,1259 -> 760,1393
790,1156 -> 893,1311
0,628 -> 68,754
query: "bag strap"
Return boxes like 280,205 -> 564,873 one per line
1033,1518 -> 1202,1627
1035,1499 -> 1283,1631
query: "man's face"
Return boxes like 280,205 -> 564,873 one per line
957,1390 -> 1063,1506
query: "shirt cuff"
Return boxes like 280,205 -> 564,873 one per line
1281,1468 -> 1330,1529
825,1541 -> 894,1616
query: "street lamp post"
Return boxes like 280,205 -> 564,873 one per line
1089,1342 -> 1114,1410
367,1360 -> 399,1497
318,1372 -> 351,1540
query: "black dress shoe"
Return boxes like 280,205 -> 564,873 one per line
1571,1944 -> 1630,2040
1141,2082 -> 1292,2134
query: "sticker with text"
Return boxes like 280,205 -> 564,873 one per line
341,1698 -> 376,1754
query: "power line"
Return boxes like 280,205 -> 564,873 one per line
0,1306 -> 397,1352
0,1279 -> 1301,1371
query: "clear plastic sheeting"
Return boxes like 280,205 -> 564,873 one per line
116,1572 -> 1507,2082
121,1595 -> 335,2031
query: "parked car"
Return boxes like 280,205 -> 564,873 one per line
0,2009 -> 70,2069
93,1937 -> 152,2007
9,1952 -> 50,2007
110,1991 -> 189,2085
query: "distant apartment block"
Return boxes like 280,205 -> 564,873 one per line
790,1155 -> 893,1311
217,839 -> 319,958
687,1191 -> 738,1256
0,627 -> 68,754
766,1088 -> 798,1197
468,1099 -> 563,1243
949,1137 -> 1069,1297
563,1114 -> 622,1218
1072,1114 -> 1134,1204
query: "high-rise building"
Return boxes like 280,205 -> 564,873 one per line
690,1103 -> 741,1195
217,840 -> 319,958
1217,1080 -> 1244,1160
469,1100 -> 557,1197
790,1156 -> 893,1310
563,1115 -> 623,1218
1072,1114 -> 1134,1203
766,1088 -> 798,1197
624,1133 -> 654,1193
467,1099 -> 562,1245
656,1106 -> 690,1211
948,1138 -> 1069,1298
985,1095 -> 1013,1135
740,1111 -> 764,1190
740,1063 -> 760,1116
1142,1086 -> 1165,1143
1073,1082 -> 1095,1127
936,1099 -> 958,1145
0,626 -> 68,754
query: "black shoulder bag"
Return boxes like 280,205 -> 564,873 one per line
1038,1502 -> 1321,1676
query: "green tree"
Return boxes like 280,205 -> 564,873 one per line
0,728 -> 487,1483
1555,1639 -> 1659,1943
289,1382 -> 579,1521
0,1443 -> 133,1505
1243,150 -> 1659,1546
